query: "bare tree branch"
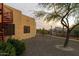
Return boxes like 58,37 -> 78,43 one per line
66,17 -> 69,27
61,19 -> 69,28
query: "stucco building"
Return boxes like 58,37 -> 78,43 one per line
0,3 -> 36,40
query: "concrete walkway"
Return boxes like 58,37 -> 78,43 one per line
22,34 -> 79,56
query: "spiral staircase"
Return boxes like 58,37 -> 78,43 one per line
0,4 -> 13,41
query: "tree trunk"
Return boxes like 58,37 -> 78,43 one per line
64,29 -> 70,47
63,25 -> 64,36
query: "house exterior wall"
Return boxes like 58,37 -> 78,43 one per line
2,4 -> 36,40
21,15 -> 36,39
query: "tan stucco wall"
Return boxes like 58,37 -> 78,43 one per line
21,15 -> 36,39
2,4 -> 36,40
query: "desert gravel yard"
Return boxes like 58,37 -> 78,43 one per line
22,34 -> 79,56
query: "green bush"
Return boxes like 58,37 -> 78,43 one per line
73,30 -> 79,40
37,28 -> 49,35
0,37 -> 26,56
0,41 -> 16,56
7,38 -> 26,55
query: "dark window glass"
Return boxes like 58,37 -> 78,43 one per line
24,26 -> 30,33
3,24 -> 15,35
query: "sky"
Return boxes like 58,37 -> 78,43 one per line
6,3 -> 37,17
6,3 -> 55,30
6,3 -> 75,30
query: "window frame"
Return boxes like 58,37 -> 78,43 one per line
24,26 -> 30,33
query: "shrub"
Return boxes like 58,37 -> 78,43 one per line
0,41 -> 16,56
7,38 -> 26,55
73,30 -> 79,40
4,42 -> 16,56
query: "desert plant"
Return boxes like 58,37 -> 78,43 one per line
35,3 -> 79,47
73,29 -> 79,39
0,41 -> 16,56
7,38 -> 26,55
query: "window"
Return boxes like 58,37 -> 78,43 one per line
3,24 -> 15,35
24,26 -> 30,33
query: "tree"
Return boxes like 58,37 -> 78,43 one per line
35,3 -> 79,47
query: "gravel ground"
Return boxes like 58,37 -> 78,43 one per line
22,34 -> 79,56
